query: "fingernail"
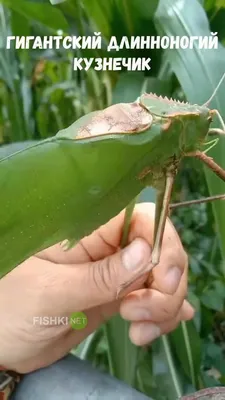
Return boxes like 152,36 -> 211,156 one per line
165,266 -> 182,293
122,238 -> 151,271
139,323 -> 161,343
129,307 -> 152,320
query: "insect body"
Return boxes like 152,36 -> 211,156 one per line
0,94 -> 224,282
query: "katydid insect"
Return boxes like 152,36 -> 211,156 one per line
0,77 -> 225,293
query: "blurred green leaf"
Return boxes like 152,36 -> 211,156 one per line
104,316 -> 139,386
200,281 -> 225,312
204,0 -> 214,10
151,336 -> 183,399
170,321 -> 202,388
216,0 -> 225,9
50,0 -> 66,4
130,0 -> 159,20
113,71 -> 171,104
204,341 -> 225,375
1,0 -> 68,30
81,0 -> 114,38
187,291 -> 201,331
113,72 -> 145,103
74,329 -> 103,361
200,290 -> 224,311
10,10 -> 30,37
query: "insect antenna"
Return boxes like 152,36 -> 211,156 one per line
203,72 -> 225,107
208,109 -> 225,136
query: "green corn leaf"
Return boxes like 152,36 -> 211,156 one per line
169,321 -> 202,388
104,316 -> 139,386
129,0 -> 159,20
0,0 -> 68,31
151,336 -> 183,399
161,335 -> 183,398
81,0 -> 115,38
74,329 -> 103,361
0,142 -> 39,160
50,0 -> 66,4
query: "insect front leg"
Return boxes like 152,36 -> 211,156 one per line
146,168 -> 176,288
117,167 -> 176,298
151,169 -> 176,266
186,151 -> 225,182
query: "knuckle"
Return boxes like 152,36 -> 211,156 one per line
161,306 -> 174,320
93,256 -> 116,295
161,298 -> 180,320
163,318 -> 180,335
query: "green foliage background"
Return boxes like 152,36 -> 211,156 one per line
0,0 -> 225,398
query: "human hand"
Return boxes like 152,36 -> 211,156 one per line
0,203 -> 194,373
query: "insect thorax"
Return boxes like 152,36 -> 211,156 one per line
140,93 -> 211,154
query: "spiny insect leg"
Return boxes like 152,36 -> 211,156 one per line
170,194 -> 225,209
187,151 -> 225,182
117,169 -> 175,298
151,171 -> 175,266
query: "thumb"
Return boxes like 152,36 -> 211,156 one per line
62,238 -> 152,312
